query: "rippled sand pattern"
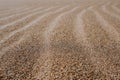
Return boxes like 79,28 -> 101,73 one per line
0,0 -> 120,79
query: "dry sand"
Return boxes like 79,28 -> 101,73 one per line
0,0 -> 120,80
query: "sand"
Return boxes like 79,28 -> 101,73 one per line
0,0 -> 120,79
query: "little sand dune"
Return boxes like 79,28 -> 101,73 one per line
0,0 -> 120,80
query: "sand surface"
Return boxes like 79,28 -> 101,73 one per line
0,0 -> 120,79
